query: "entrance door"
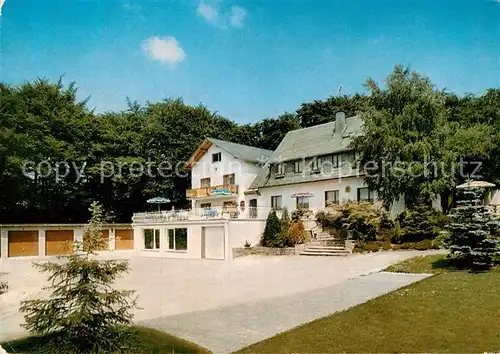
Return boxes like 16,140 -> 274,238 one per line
249,199 -> 257,219
202,226 -> 225,260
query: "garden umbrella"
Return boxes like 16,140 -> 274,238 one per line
456,181 -> 496,189
147,197 -> 170,211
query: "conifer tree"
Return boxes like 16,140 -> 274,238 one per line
261,209 -> 281,247
447,187 -> 499,270
20,202 -> 138,353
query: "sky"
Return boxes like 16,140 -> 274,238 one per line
0,0 -> 499,123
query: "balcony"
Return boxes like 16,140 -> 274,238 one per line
186,184 -> 239,199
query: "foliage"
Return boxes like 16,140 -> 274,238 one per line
447,188 -> 499,270
352,65 -> 496,210
352,239 -> 438,253
2,326 -> 211,354
244,240 -> 251,248
19,202 -> 138,354
1,72 -> 498,223
284,219 -> 308,246
395,205 -> 448,243
316,202 -> 392,241
261,209 -> 282,247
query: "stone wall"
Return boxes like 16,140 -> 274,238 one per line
232,246 -> 298,258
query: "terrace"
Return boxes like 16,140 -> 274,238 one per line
132,205 -> 272,223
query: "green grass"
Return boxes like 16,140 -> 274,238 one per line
237,255 -> 500,353
2,326 -> 210,354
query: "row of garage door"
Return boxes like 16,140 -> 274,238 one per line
5,229 -> 134,257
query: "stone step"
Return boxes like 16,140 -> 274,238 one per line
300,250 -> 349,257
306,245 -> 346,251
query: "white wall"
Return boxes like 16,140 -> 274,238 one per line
190,144 -> 264,210
257,176 -> 369,213
228,220 -> 266,251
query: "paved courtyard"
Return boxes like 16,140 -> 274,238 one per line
0,250 -> 442,348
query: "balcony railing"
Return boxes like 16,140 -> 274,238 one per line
186,184 -> 239,198
132,206 -> 272,223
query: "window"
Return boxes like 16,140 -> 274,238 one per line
294,160 -> 303,173
168,228 -> 188,251
331,154 -> 339,168
325,190 -> 340,207
296,196 -> 310,209
200,203 -> 211,209
200,178 -> 210,188
276,163 -> 285,175
357,187 -> 374,202
223,173 -> 235,186
271,195 -> 283,210
311,157 -> 321,172
341,152 -> 355,167
144,229 -> 160,250
212,152 -> 222,163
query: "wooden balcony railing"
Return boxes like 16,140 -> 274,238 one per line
186,184 -> 239,198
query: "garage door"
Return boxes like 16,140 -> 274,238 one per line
46,230 -> 74,256
203,226 -> 225,260
8,231 -> 39,257
115,229 -> 134,250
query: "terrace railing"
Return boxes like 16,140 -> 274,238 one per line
132,206 -> 273,223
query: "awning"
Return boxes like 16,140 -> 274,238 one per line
211,189 -> 233,196
291,192 -> 314,198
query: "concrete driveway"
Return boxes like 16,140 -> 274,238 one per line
0,250 -> 442,347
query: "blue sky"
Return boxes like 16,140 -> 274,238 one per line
1,0 -> 499,123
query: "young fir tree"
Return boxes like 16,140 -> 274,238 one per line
261,209 -> 281,247
447,187 -> 499,270
279,208 -> 292,246
20,202 -> 138,353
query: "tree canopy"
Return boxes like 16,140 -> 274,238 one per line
1,66 -> 498,223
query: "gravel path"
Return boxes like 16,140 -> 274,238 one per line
141,271 -> 431,353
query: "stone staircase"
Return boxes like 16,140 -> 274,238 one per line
300,229 -> 351,256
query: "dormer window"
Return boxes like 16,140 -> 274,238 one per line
277,163 -> 285,175
294,160 -> 303,174
311,157 -> 321,172
212,152 -> 222,163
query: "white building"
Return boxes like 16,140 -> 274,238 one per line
249,112 -> 373,213
132,113 -> 379,261
132,138 -> 274,260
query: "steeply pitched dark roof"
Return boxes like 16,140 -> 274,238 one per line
249,115 -> 364,189
185,138 -> 273,169
208,138 -> 273,163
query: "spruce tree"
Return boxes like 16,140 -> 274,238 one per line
279,208 -> 291,246
20,202 -> 138,353
261,209 -> 281,247
447,187 -> 499,270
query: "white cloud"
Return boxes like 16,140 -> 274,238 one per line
229,6 -> 247,27
197,2 -> 218,23
142,36 -> 186,66
0,0 -> 6,16
196,1 -> 247,28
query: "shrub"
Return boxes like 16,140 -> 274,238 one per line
261,209 -> 282,247
19,202 -> 138,354
397,205 -> 448,243
316,202 -> 392,242
285,219 -> 308,246
244,240 -> 251,248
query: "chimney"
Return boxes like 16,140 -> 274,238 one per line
334,111 -> 346,140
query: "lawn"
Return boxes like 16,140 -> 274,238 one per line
237,255 -> 500,353
2,326 -> 211,354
